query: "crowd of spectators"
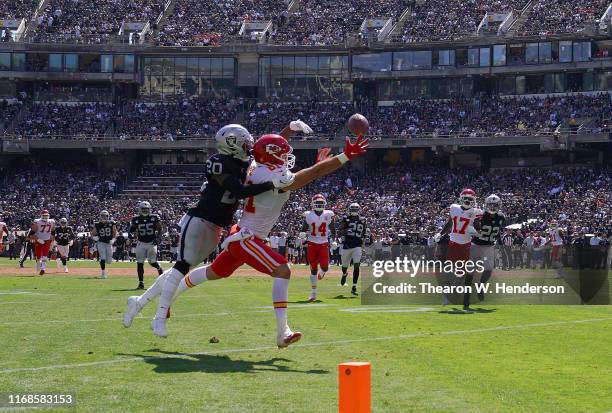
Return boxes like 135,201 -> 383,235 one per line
32,0 -> 164,43
400,0 -> 528,42
1,159 -> 610,251
0,101 -> 22,131
366,93 -> 612,137
11,102 -> 113,138
2,93 -> 610,139
270,0 -> 411,46
157,0 -> 287,46
0,0 -> 38,20
521,0 -> 609,36
115,98 -> 240,139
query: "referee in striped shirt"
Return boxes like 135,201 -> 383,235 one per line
501,228 -> 514,270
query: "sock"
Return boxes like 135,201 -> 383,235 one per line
100,260 -> 106,271
176,264 -> 209,294
155,267 -> 185,319
352,265 -> 360,287
137,272 -> 167,306
41,257 -> 47,270
137,263 -> 144,282
272,277 -> 289,335
35,260 -> 40,271
61,257 -> 67,266
151,262 -> 163,275
309,274 -> 317,295
463,273 -> 474,307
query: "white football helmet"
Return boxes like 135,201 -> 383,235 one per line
215,124 -> 254,161
312,194 -> 326,212
460,188 -> 476,208
138,201 -> 151,216
349,203 -> 360,216
59,218 -> 68,227
100,210 -> 110,223
485,194 -> 501,214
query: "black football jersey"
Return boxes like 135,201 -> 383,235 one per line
170,233 -> 179,247
473,212 -> 506,246
54,226 -> 74,246
130,214 -> 161,243
94,221 -> 115,243
340,215 -> 367,248
188,154 -> 250,227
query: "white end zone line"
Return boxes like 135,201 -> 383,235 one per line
1,317 -> 610,374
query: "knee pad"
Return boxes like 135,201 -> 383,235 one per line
173,260 -> 190,275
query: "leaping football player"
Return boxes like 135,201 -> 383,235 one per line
303,194 -> 335,302
31,210 -> 55,275
91,211 -> 118,279
339,203 -> 367,296
129,201 -> 164,290
166,133 -> 369,348
122,122 -> 307,328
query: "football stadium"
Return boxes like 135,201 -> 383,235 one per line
0,0 -> 611,411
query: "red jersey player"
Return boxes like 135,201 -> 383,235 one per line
160,133 -> 369,347
0,219 -> 8,253
303,194 -> 335,301
31,210 -> 56,275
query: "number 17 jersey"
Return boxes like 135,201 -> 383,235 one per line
449,204 -> 482,245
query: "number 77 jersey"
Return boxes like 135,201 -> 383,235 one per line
305,210 -> 334,244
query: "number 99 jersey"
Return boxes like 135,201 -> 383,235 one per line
305,210 -> 334,244
130,214 -> 161,243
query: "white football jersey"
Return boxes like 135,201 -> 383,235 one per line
449,204 -> 482,244
305,210 -> 334,244
549,228 -> 563,246
239,164 -> 290,239
34,218 -> 56,241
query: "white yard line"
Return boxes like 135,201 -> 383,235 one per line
1,317 -> 610,374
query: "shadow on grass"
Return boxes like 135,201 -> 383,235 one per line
289,300 -> 322,304
331,295 -> 358,300
117,350 -> 330,375
439,307 -> 497,314
111,288 -> 142,292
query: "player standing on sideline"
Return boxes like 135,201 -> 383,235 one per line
339,203 -> 367,296
19,230 -> 34,268
0,218 -> 8,253
54,218 -> 75,273
166,134 -> 368,346
548,220 -> 565,278
169,228 -> 179,262
122,122 -> 306,328
31,210 -> 55,275
303,194 -> 335,302
91,210 -> 117,279
129,201 -> 164,290
464,195 -> 505,310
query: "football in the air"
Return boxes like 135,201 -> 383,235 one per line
347,113 -> 369,136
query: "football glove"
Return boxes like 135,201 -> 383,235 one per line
289,120 -> 313,134
92,236 -> 99,242
272,170 -> 295,189
433,233 -> 442,243
339,135 -> 369,163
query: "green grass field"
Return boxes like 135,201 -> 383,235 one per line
0,258 -> 610,413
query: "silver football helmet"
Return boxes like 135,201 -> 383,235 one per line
100,210 -> 110,223
349,203 -> 360,216
138,201 -> 151,216
485,194 -> 501,214
59,218 -> 68,227
215,124 -> 254,161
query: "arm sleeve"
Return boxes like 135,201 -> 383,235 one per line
219,174 -> 274,199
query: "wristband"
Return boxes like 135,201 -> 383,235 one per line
337,153 -> 349,164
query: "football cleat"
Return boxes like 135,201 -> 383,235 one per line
137,282 -> 145,290
307,294 -> 317,302
39,269 -> 45,276
151,317 -> 168,337
64,267 -> 69,273
317,269 -> 325,280
123,296 -> 142,328
277,330 -> 302,348
478,291 -> 485,301
351,286 -> 359,296
340,275 -> 347,286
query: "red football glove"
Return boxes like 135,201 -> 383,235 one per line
343,135 -> 369,160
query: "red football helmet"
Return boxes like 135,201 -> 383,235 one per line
312,194 -> 326,212
459,188 -> 476,208
252,134 -> 295,169
41,209 -> 50,220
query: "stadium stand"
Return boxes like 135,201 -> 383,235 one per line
520,0 -> 610,36
0,0 -> 38,20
